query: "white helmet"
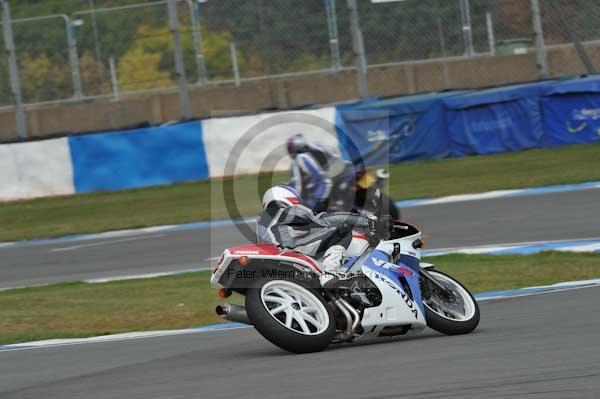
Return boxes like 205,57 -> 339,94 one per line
262,185 -> 302,209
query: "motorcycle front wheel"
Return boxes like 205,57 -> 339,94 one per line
422,271 -> 480,335
246,277 -> 336,354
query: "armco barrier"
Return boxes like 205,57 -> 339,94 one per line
3,76 -> 600,202
0,138 -> 74,201
443,80 -> 556,157
69,121 -> 209,193
335,92 -> 467,166
541,76 -> 600,147
335,75 -> 600,165
203,107 -> 338,178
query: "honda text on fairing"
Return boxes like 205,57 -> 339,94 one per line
211,220 -> 480,354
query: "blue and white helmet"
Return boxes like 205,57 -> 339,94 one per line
262,185 -> 302,209
286,133 -> 308,157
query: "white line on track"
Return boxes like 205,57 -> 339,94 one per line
2,180 -> 599,251
50,234 -> 165,252
423,236 -> 600,256
84,268 -> 209,283
1,279 -> 599,353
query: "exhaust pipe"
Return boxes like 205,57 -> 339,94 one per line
216,303 -> 251,325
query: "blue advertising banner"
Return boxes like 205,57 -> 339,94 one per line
69,121 -> 209,193
443,81 -> 556,157
335,92 -> 465,166
541,75 -> 600,147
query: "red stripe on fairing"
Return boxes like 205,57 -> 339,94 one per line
229,244 -> 281,255
228,244 -> 322,272
395,266 -> 414,277
352,233 -> 369,240
286,197 -> 300,205
280,251 -> 322,272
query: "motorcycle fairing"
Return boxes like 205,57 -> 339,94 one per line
210,244 -> 322,287
357,250 -> 427,338
367,249 -> 425,316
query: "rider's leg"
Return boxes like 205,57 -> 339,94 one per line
321,245 -> 346,272
318,233 -> 353,287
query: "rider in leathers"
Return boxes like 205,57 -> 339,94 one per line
287,134 -> 353,213
257,186 -> 379,286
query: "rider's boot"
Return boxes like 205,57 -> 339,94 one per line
319,245 -> 349,288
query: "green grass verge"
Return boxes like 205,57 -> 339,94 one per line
2,143 -> 600,242
1,252 -> 598,346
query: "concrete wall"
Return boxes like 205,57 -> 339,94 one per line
0,46 -> 595,142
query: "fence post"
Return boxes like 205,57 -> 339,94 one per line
437,16 -> 447,56
459,0 -> 474,56
167,0 -> 191,120
346,0 -> 368,98
66,18 -> 83,99
109,56 -> 119,100
324,0 -> 342,70
530,0 -> 548,79
187,0 -> 208,85
1,0 -> 27,139
486,12 -> 495,56
87,0 -> 102,61
230,42 -> 240,86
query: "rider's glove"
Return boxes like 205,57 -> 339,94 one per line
367,215 -> 392,245
367,215 -> 380,246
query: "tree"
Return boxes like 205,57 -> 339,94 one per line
19,52 -> 69,102
79,51 -> 110,95
118,47 -> 172,91
117,23 -> 246,88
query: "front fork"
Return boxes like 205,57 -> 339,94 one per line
419,266 -> 455,303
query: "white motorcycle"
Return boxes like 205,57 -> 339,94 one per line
210,218 -> 480,354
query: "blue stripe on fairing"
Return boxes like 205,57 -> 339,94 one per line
399,254 -> 420,271
365,250 -> 426,315
341,256 -> 360,271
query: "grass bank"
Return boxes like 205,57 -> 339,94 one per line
1,251 -> 598,346
2,143 -> 600,242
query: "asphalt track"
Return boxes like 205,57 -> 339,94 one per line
2,189 -> 600,289
1,286 -> 599,398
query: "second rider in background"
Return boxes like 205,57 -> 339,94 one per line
287,133 -> 354,214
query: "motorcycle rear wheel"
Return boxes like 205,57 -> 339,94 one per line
423,271 -> 480,335
246,277 -> 336,354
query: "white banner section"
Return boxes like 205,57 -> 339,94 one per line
204,107 -> 338,178
0,138 -> 75,201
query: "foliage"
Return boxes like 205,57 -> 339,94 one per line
118,46 -> 172,91
0,57 -> 11,105
79,51 -> 110,95
19,52 -> 69,102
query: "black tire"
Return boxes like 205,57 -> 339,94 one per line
423,271 -> 480,335
245,277 -> 336,354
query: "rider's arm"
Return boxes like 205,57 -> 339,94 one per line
296,153 -> 332,209
267,205 -> 322,250
319,212 -> 370,234
289,160 -> 302,195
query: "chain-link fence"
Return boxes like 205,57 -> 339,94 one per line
541,0 -> 600,77
1,0 -> 600,108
